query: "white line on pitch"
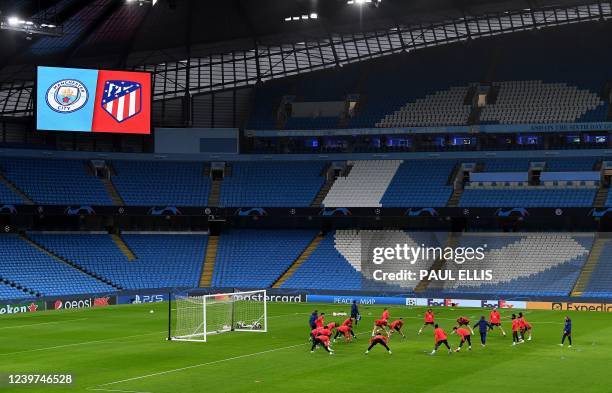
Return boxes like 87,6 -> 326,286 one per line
0,330 -> 166,356
88,388 -> 151,393
96,330 -> 373,388
0,317 -> 89,330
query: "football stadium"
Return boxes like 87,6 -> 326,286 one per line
1,0 -> 612,391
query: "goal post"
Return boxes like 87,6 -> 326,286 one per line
169,290 -> 267,342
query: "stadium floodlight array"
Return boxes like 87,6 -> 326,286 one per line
0,15 -> 62,37
169,290 -> 267,342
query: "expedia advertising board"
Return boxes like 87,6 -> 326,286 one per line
528,301 -> 612,312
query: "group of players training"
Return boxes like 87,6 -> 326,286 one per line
308,301 -> 573,355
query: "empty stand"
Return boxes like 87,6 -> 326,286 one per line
0,234 -> 115,298
112,161 -> 211,206
459,187 -> 597,207
0,158 -> 111,205
381,160 -> 455,207
480,81 -> 605,124
31,233 -> 207,290
429,233 -> 594,296
581,237 -> 612,298
323,160 -> 401,207
220,162 -> 325,207
376,86 -> 472,127
212,230 -> 317,288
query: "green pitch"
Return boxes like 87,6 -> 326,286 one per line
1,301 -> 611,393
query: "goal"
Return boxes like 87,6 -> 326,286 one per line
169,290 -> 267,342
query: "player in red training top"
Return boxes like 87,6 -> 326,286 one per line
452,327 -> 472,352
310,334 -> 333,355
489,306 -> 506,336
430,324 -> 452,355
418,309 -> 435,335
372,312 -> 390,336
381,308 -> 390,322
389,318 -> 405,339
511,314 -> 523,346
518,312 -> 532,341
334,325 -> 354,342
315,313 -> 325,329
456,316 -> 474,335
326,322 -> 338,336
365,329 -> 392,355
335,317 -> 356,341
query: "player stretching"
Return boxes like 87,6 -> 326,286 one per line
473,316 -> 493,347
452,327 -> 472,351
456,315 -> 474,335
365,329 -> 392,355
372,317 -> 390,336
311,334 -> 334,355
560,316 -> 572,348
389,318 -> 405,339
511,314 -> 523,346
430,324 -> 452,355
518,312 -> 532,341
489,306 -> 506,336
335,324 -> 354,342
315,312 -> 325,329
339,317 -> 357,340
418,309 -> 435,335
351,300 -> 360,325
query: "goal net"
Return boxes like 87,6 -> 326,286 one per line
170,290 -> 267,342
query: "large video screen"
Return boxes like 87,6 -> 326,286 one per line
36,66 -> 151,134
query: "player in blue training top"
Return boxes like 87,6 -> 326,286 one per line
309,310 -> 318,330
473,315 -> 493,347
560,316 -> 572,347
351,300 -> 360,325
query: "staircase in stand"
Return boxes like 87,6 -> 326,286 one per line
0,169 -> 34,204
593,187 -> 609,207
311,165 -> 336,207
208,180 -> 222,207
20,233 -> 123,290
111,234 -> 137,261
272,233 -> 324,288
414,232 -> 461,292
446,189 -> 464,207
102,178 -> 124,206
571,235 -> 608,297
199,236 -> 219,287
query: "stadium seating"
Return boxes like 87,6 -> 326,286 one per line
0,234 -> 115,298
381,160 -> 455,207
212,229 -> 317,288
30,233 -> 207,290
582,239 -> 612,298
220,162 -> 325,207
0,282 -> 33,300
112,160 -> 211,206
323,160 -> 402,207
459,188 -> 597,207
479,81 -> 605,124
281,231 -> 362,291
0,158 -> 111,205
430,233 -> 594,297
0,182 -> 24,205
376,86 -> 472,127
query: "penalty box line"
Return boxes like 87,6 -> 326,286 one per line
94,329 -> 374,389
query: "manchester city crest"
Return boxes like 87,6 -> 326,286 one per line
45,79 -> 88,113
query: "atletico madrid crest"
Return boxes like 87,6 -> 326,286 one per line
101,80 -> 142,123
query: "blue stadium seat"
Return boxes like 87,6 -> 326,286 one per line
212,229 -> 317,287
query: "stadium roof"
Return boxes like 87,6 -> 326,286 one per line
0,0 -> 601,68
